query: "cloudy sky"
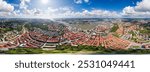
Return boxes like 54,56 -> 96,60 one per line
0,0 -> 150,18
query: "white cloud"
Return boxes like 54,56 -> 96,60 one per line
135,0 -> 150,12
0,0 -> 14,17
74,0 -> 82,4
11,6 -> 120,18
1,0 -> 150,18
84,0 -> 89,3
122,0 -> 150,17
74,0 -> 90,4
20,0 -> 30,9
0,12 -> 10,17
16,0 -> 119,18
41,8 -> 120,18
0,0 -> 120,18
0,0 -> 14,12
89,10 -> 120,17
123,6 -> 135,15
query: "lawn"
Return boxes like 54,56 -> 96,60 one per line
1,46 -> 150,54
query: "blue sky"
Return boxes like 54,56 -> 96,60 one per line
6,0 -> 141,11
0,0 -> 150,18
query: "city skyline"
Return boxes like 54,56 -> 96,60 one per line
1,0 -> 150,18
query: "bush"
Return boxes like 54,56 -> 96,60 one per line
110,24 -> 119,32
5,48 -> 43,54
